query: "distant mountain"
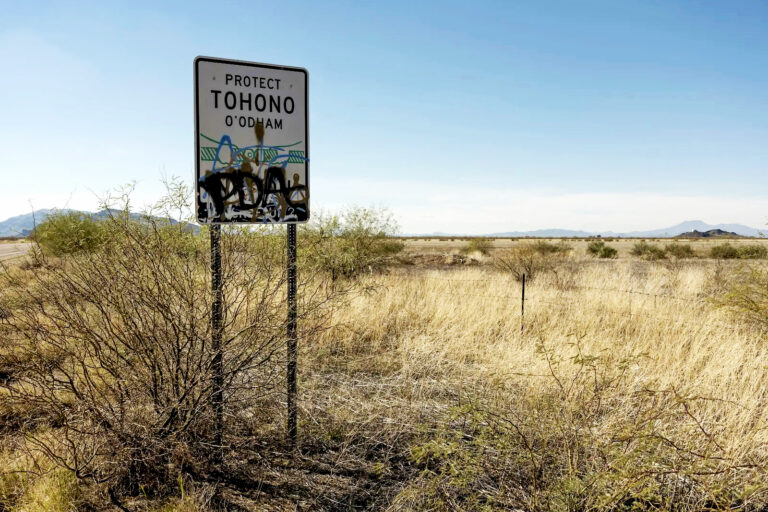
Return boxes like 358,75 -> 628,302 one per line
676,229 -> 739,238
0,209 -> 198,237
619,220 -> 763,238
488,228 -> 594,238
406,220 -> 764,238
0,209 -> 74,237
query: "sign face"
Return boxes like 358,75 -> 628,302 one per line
194,57 -> 309,223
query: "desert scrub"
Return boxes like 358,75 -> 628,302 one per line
30,211 -> 105,256
710,243 -> 767,259
532,240 -> 572,255
736,244 -> 768,259
709,243 -> 740,259
0,207 -> 346,504
493,242 -> 564,281
301,206 -> 404,280
631,241 -> 667,260
586,240 -> 617,258
665,242 -> 696,259
391,337 -> 764,511
720,267 -> 768,327
460,237 -> 493,256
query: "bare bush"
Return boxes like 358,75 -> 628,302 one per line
0,210 -> 341,501
493,243 -> 564,281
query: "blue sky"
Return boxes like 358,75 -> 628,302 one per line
1,0 -> 767,233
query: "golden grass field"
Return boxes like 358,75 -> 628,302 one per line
402,236 -> 768,259
295,237 -> 768,510
2,237 -> 768,510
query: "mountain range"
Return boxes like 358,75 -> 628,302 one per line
0,212 -> 763,239
0,209 -> 191,237
416,220 -> 765,238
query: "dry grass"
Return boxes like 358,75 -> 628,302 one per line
3,243 -> 768,509
302,257 -> 768,509
403,237 -> 768,260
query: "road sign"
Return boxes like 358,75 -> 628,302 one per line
194,57 -> 309,223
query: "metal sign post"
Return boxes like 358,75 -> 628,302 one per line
210,224 -> 224,461
286,224 -> 298,447
194,56 -> 309,452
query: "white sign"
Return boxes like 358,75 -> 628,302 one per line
194,57 -> 309,223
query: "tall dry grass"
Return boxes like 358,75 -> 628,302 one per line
306,259 -> 768,509
3,243 -> 768,509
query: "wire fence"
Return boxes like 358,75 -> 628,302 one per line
392,272 -> 752,334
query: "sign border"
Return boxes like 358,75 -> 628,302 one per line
194,55 -> 310,224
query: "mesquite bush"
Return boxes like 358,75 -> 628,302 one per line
0,211 -> 341,499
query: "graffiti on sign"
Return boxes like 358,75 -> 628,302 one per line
195,57 -> 309,224
197,125 -> 309,222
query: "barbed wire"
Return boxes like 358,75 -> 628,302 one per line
385,273 -> 749,333
407,274 -> 711,304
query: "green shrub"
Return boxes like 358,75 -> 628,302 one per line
711,243 -> 768,259
586,240 -> 617,259
737,244 -> 767,259
710,243 -> 740,259
30,211 -> 105,256
631,241 -> 667,260
664,243 -> 695,259
532,240 -> 572,255
301,206 -> 404,280
460,238 -> 492,256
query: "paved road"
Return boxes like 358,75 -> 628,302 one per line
0,242 -> 31,262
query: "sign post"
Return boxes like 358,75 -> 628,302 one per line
194,56 -> 309,450
210,223 -> 223,461
286,223 -> 297,446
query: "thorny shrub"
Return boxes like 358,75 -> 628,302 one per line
300,206 -> 404,280
720,266 -> 768,328
665,242 -> 697,259
709,243 -> 767,260
532,240 -> 572,255
631,241 -> 667,260
460,238 -> 493,256
0,206 -> 347,504
393,337 -> 767,511
493,243 -> 566,282
30,211 -> 106,256
586,240 -> 618,259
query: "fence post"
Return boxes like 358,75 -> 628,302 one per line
521,273 -> 526,334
